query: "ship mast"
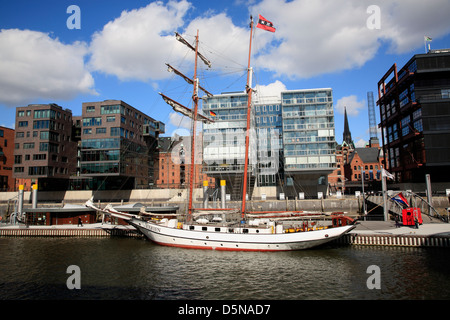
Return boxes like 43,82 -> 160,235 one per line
241,16 -> 254,217
160,30 -> 213,218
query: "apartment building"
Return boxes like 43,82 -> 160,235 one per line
281,89 -> 336,197
79,100 -> 164,190
201,88 -> 337,199
0,126 -> 15,191
377,49 -> 450,183
13,104 -> 77,190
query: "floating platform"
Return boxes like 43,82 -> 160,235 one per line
0,223 -> 142,238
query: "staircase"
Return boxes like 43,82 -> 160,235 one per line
230,174 -> 256,201
366,191 -> 447,222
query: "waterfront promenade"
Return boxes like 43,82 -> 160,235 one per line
352,220 -> 450,236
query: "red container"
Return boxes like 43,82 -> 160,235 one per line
402,208 -> 422,226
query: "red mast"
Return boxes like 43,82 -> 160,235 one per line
241,17 -> 254,217
188,30 -> 200,217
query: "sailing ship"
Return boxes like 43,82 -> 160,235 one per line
87,16 -> 356,251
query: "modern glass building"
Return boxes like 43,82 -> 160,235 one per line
202,93 -> 257,199
377,49 -> 450,183
254,101 -> 283,187
78,100 -> 164,190
281,89 -> 336,197
202,88 -> 337,199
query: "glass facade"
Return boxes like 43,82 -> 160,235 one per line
201,88 -> 336,190
202,93 -> 256,174
79,100 -> 164,189
282,89 -> 336,171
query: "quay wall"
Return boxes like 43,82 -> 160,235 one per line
334,233 -> 450,248
0,227 -> 142,238
0,187 -> 449,217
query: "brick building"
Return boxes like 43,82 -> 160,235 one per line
155,136 -> 215,189
0,126 -> 15,191
328,108 -> 384,194
13,104 -> 77,191
78,100 -> 164,190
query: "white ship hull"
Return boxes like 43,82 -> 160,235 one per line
129,219 -> 355,251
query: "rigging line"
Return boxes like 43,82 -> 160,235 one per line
198,39 -> 246,69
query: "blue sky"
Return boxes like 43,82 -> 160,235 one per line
1,0 -> 450,146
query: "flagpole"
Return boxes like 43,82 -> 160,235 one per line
381,165 -> 388,221
241,16 -> 254,218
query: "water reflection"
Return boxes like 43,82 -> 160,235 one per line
0,238 -> 449,300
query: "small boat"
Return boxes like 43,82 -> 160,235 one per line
87,16 -> 356,251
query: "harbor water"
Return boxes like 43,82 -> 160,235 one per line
1,237 -> 450,300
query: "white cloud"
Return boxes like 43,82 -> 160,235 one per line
355,138 -> 368,148
249,0 -> 450,79
0,29 -> 96,106
254,80 -> 287,103
169,111 -> 192,130
183,12 -> 250,71
89,0 -> 192,81
335,95 -> 365,116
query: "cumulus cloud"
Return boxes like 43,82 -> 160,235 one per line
335,95 -> 365,117
183,12 -> 250,71
249,0 -> 450,79
0,29 -> 96,106
169,111 -> 192,130
89,0 -> 192,81
254,80 -> 287,103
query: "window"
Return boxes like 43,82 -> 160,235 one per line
18,111 -> 25,117
34,109 -> 56,119
18,121 -> 28,127
106,116 -> 116,122
96,128 -> 106,134
401,115 -> 411,136
83,128 -> 92,134
414,119 -> 423,132
86,106 -> 95,112
83,117 -> 102,127
33,154 -> 46,160
101,105 -> 123,115
23,143 -> 35,149
110,127 -> 120,136
442,89 -> 450,99
16,132 -> 24,138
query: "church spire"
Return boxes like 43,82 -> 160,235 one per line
343,107 -> 354,148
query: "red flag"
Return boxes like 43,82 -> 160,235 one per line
256,15 -> 276,32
